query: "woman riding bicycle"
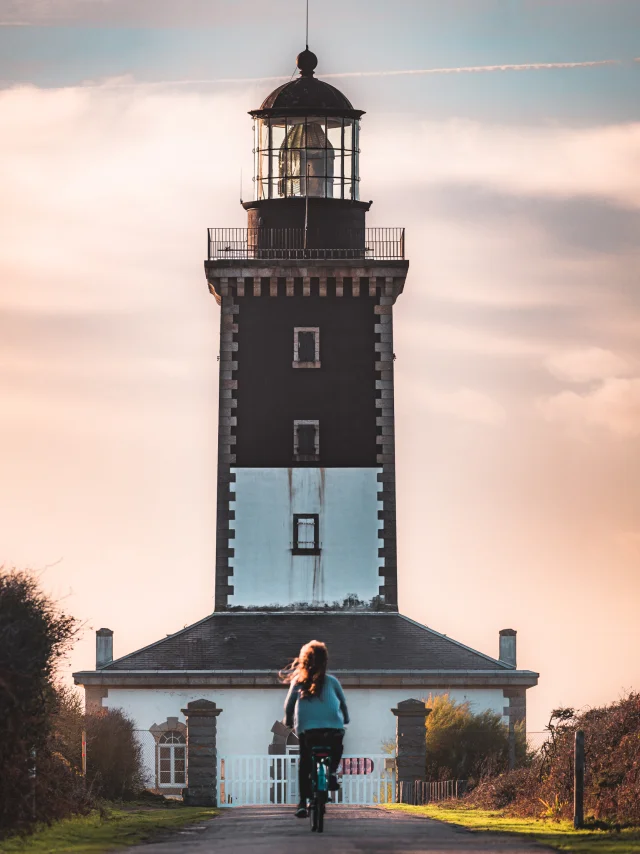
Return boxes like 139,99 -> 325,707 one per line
282,640 -> 350,818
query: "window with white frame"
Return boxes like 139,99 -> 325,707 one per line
293,327 -> 320,368
157,731 -> 186,787
293,513 -> 320,555
286,731 -> 300,755
293,419 -> 319,461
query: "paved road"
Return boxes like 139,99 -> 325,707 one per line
123,805 -> 554,853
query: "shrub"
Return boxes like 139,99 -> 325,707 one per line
85,708 -> 144,800
466,765 -> 540,811
424,694 -> 528,783
0,568 -> 82,837
466,694 -> 640,825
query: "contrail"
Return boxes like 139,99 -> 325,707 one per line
324,59 -> 619,78
102,58 -> 624,88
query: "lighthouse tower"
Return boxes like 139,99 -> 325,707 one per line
76,50 -> 538,788
206,49 -> 408,611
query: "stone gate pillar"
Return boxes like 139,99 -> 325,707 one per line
181,699 -> 222,806
392,698 -> 430,794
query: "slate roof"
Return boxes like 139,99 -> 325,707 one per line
100,612 -> 514,673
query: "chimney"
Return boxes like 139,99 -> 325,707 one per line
96,628 -> 114,669
499,629 -> 517,667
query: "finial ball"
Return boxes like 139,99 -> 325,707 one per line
296,48 -> 318,77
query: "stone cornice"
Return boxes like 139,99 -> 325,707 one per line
205,260 -> 409,276
73,668 -> 539,690
205,263 -> 409,305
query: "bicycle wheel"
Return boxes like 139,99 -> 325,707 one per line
317,801 -> 324,833
309,799 -> 318,832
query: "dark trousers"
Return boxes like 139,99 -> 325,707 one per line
298,728 -> 344,801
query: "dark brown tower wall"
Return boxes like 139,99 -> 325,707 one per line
234,286 -> 378,467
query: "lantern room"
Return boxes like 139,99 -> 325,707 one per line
250,49 -> 363,202
242,48 -> 372,250
251,49 -> 362,202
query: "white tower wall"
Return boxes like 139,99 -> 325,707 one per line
229,467 -> 383,607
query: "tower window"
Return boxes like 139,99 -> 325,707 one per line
294,420 -> 319,461
293,327 -> 320,368
293,514 -> 320,555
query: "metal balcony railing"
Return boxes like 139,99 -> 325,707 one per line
207,228 -> 405,261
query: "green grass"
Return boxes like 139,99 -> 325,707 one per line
1,802 -> 219,853
385,803 -> 640,854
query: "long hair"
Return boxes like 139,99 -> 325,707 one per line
280,640 -> 328,699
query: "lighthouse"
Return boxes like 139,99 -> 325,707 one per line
75,49 -> 538,804
207,47 -> 407,611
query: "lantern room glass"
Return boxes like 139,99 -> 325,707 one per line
254,116 -> 359,201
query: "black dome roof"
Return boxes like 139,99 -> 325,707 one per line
251,49 -> 364,118
261,76 -> 354,112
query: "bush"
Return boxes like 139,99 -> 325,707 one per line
0,569 -> 146,841
466,766 -> 540,810
85,708 -> 144,800
424,694 -> 528,783
466,694 -> 640,825
0,568 -> 83,837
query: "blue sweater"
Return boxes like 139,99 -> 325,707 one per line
284,674 -> 350,734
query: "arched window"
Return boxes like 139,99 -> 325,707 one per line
157,731 -> 186,787
286,730 -> 300,755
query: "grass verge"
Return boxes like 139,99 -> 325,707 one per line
385,803 -> 640,854
1,802 -> 219,853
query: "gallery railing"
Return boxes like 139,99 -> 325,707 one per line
207,227 -> 405,261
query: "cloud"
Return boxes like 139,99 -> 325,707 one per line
405,320 -> 547,358
425,186 -> 640,255
422,387 -> 506,425
545,348 -> 633,383
1,71 -> 639,743
0,84 -> 247,314
540,378 -> 640,437
366,119 -> 640,209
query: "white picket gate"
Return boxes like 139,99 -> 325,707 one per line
217,754 -> 396,807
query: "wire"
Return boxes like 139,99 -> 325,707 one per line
306,0 -> 309,49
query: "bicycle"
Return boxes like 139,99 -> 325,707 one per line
308,745 -> 332,833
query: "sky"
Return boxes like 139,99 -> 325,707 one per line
1,0 -> 639,741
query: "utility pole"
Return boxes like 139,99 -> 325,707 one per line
508,720 -> 516,770
574,730 -> 585,829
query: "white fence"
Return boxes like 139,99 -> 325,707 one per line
217,754 -> 396,807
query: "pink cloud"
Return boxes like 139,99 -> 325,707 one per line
1,82 -> 639,737
545,348 -> 634,383
540,377 -> 640,437
422,387 -> 506,425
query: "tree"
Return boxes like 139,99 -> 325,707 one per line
0,568 -> 80,835
0,569 -> 147,841
424,693 -> 527,782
